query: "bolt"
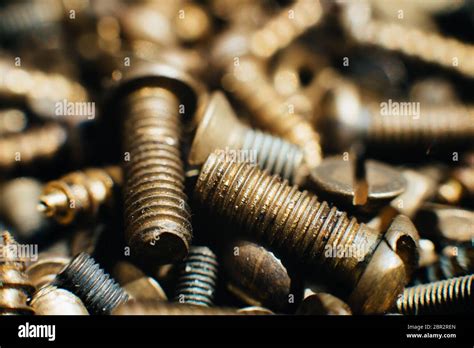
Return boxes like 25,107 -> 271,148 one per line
341,1 -> 474,78
211,27 -> 323,169
108,61 -> 201,265
297,290 -> 352,315
112,300 -> 262,315
194,151 -> 419,313
53,252 -> 129,315
438,246 -> 474,279
318,77 -> 474,151
189,91 -> 307,184
249,0 -> 325,59
222,239 -> 293,312
309,156 -> 406,214
395,274 -> 474,314
0,123 -> 67,173
30,285 -> 89,315
38,166 -> 122,225
0,231 -> 35,315
26,254 -> 70,290
173,245 -> 218,307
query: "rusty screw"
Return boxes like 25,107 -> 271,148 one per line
53,252 -> 129,315
189,91 -> 307,184
30,285 -> 89,315
38,166 -> 122,225
109,61 -> 200,265
396,274 -> 474,314
0,232 -> 35,315
194,151 -> 419,314
173,245 -> 218,307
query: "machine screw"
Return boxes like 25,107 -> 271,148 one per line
26,254 -> 70,289
109,61 -> 200,265
53,252 -> 129,315
0,123 -> 67,173
173,245 -> 218,307
0,232 -> 35,315
297,290 -> 352,315
396,274 -> 474,314
38,166 -> 122,225
189,91 -> 307,184
222,239 -> 293,312
194,151 -> 419,313
30,285 -> 89,315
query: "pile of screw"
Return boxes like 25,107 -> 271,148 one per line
0,0 -> 473,316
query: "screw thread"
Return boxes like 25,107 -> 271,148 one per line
367,103 -> 474,145
0,232 -> 35,315
396,274 -> 474,315
54,252 -> 129,315
0,123 -> 67,171
173,246 -> 218,307
39,166 -> 122,225
242,128 -> 304,183
224,58 -> 322,168
122,87 -> 192,264
195,152 -> 381,287
250,0 -> 324,58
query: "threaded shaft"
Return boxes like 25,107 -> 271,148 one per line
0,123 -> 67,172
396,274 -> 474,314
39,166 -> 122,225
250,0 -> 323,58
173,246 -> 218,307
223,57 -> 322,168
122,87 -> 192,265
113,300 -> 249,315
366,103 -> 474,145
0,232 -> 35,315
195,152 -> 381,287
54,252 -> 129,315
242,128 -> 304,183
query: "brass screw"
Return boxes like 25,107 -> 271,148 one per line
396,274 -> 474,315
53,252 -> 129,315
173,245 -> 218,307
189,91 -> 307,184
26,254 -> 70,290
297,290 -> 352,315
194,151 -> 419,314
319,78 -> 474,151
0,109 -> 27,136
222,239 -> 292,312
0,231 -> 35,315
342,1 -> 474,78
30,285 -> 89,315
38,166 -> 122,225
0,123 -> 67,173
109,61 -> 200,265
113,300 -> 259,315
438,167 -> 474,205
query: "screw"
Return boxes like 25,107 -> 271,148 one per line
211,29 -> 323,168
341,1 -> 474,78
222,239 -> 292,312
0,231 -> 35,315
249,0 -> 325,59
26,254 -> 70,290
173,245 -> 218,307
53,252 -> 129,315
30,285 -> 89,315
438,167 -> 474,205
189,91 -> 307,184
108,61 -> 201,265
0,123 -> 67,173
173,2 -> 212,44
194,151 -> 419,313
395,274 -> 474,314
38,166 -> 122,225
319,78 -> 474,151
113,300 -> 260,315
297,290 -> 352,315
123,276 -> 168,302
0,109 -> 27,136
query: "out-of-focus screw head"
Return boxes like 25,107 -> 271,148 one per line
30,285 -> 89,315
26,254 -> 70,290
297,290 -> 352,315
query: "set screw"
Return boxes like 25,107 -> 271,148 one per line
53,252 -> 129,315
173,246 -> 218,307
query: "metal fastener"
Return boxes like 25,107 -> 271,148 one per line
30,285 -> 89,315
